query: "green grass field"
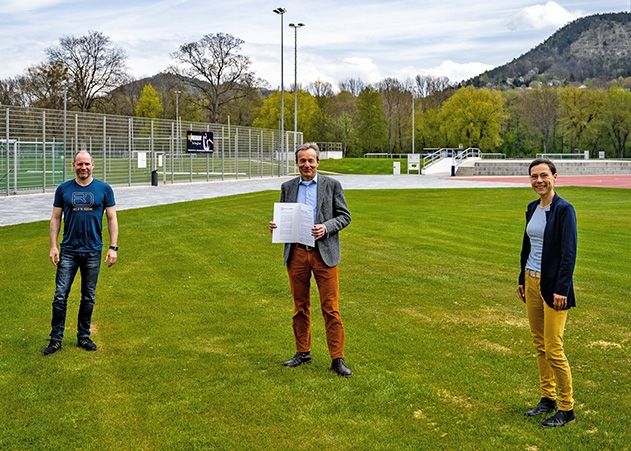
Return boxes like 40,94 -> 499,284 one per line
1,187 -> 629,449
1,154 -> 278,193
318,157 -> 409,174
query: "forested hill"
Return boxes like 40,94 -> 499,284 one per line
467,12 -> 631,88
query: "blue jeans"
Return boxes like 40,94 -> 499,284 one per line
50,250 -> 101,341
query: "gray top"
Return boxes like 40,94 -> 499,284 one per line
525,205 -> 549,272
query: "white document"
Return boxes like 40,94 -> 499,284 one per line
272,202 -> 315,246
137,151 -> 147,169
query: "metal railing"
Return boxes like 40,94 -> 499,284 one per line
536,152 -> 588,160
422,148 -> 455,167
1,105 -> 302,195
453,147 -> 481,166
364,152 -> 426,159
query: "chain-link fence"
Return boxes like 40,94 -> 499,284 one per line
1,105 -> 302,195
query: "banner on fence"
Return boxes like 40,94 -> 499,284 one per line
187,131 -> 214,153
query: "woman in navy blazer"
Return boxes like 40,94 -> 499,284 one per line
517,158 -> 577,427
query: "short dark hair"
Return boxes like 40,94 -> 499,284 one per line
295,142 -> 320,162
529,158 -> 557,175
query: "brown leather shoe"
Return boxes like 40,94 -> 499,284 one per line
282,352 -> 312,367
331,358 -> 352,377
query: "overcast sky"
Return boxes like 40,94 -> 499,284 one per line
0,1 -> 627,89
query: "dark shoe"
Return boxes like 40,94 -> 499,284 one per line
542,409 -> 575,427
42,339 -> 62,356
282,352 -> 312,367
525,397 -> 557,416
77,337 -> 97,351
331,358 -> 352,377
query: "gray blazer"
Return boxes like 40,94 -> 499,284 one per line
280,175 -> 351,267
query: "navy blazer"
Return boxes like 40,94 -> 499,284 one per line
280,175 -> 351,267
519,193 -> 577,309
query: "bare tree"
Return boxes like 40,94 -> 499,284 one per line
21,62 -> 69,109
106,81 -> 143,116
307,80 -> 334,99
47,31 -> 128,111
377,77 -> 411,152
519,88 -> 559,153
0,77 -> 28,106
414,74 -> 451,98
338,78 -> 365,96
170,33 -> 259,123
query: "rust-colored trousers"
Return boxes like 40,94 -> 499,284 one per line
287,246 -> 345,359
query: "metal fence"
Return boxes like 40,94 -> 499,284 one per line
1,105 -> 302,195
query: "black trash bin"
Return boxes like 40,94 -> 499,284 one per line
450,165 -> 456,177
151,170 -> 158,186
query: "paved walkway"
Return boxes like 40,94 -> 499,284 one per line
0,174 -> 525,227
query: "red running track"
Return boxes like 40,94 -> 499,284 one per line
457,175 -> 631,189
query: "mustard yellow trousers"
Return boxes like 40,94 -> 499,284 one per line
525,273 -> 574,411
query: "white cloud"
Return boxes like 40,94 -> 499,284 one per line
0,0 -> 621,87
508,1 -> 583,31
0,0 -> 62,14
278,55 -> 383,91
411,60 -> 494,84
338,57 -> 382,83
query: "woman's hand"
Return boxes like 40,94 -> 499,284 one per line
553,293 -> 567,310
517,285 -> 526,303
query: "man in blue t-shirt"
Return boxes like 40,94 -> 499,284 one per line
43,150 -> 119,356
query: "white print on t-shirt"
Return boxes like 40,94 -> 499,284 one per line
72,192 -> 95,211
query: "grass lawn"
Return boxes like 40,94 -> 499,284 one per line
318,157 -> 410,174
1,187 -> 629,449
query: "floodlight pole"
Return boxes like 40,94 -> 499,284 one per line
289,22 -> 305,157
63,87 -> 67,180
411,92 -> 415,154
274,7 -> 286,176
175,90 -> 181,155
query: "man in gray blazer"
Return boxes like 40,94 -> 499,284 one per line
269,142 -> 352,377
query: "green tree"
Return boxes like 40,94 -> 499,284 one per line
356,86 -> 388,153
600,87 -> 631,158
518,87 -> 559,153
253,90 -> 321,141
378,77 -> 412,152
135,83 -> 163,118
220,85 -> 262,126
307,80 -> 335,141
331,112 -> 357,155
415,107 -> 446,149
329,90 -> 358,154
558,87 -> 604,151
499,90 -> 540,157
439,86 -> 505,150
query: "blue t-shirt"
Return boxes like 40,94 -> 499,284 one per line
54,178 -> 116,252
